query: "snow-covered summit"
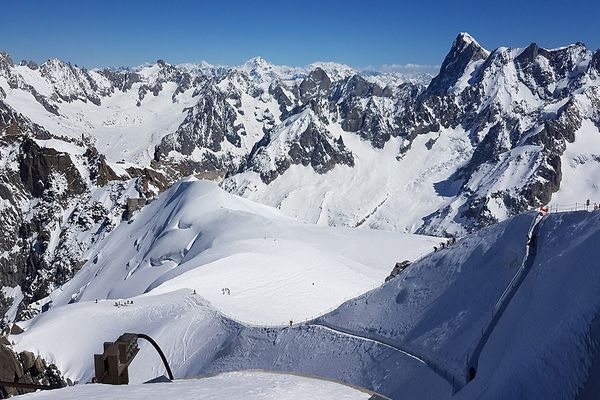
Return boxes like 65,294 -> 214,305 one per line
308,61 -> 356,81
455,32 -> 486,52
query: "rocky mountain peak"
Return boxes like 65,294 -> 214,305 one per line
515,43 -> 550,63
426,32 -> 489,95
243,56 -> 270,68
455,32 -> 485,51
0,51 -> 14,68
307,62 -> 356,82
589,49 -> 600,74
239,56 -> 275,79
299,67 -> 332,101
40,57 -> 69,72
242,108 -> 354,184
19,60 -> 39,70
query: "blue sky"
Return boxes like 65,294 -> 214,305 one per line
1,0 -> 598,71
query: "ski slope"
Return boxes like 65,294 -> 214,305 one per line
19,371 -> 372,400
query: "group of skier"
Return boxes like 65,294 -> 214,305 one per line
433,235 -> 456,253
221,288 -> 231,295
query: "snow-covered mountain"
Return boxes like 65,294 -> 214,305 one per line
1,32 -> 600,334
228,33 -> 600,235
0,51 -> 433,328
10,180 -> 600,398
10,179 -> 436,382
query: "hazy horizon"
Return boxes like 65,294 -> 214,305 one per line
2,0 -> 598,71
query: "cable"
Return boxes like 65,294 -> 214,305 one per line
134,333 -> 174,380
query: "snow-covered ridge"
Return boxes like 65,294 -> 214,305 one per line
47,178 -> 437,323
11,208 -> 600,399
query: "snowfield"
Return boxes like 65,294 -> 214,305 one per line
10,187 -> 600,399
9,188 -> 600,398
550,119 -> 600,209
10,178 -> 438,384
48,178 -> 439,324
226,121 -> 475,234
19,371 -> 371,400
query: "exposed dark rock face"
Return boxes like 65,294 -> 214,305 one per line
385,260 -> 411,282
159,87 -> 241,155
245,112 -> 354,184
426,33 -> 489,96
288,122 -> 354,173
269,83 -> 294,115
299,67 -> 332,102
19,138 -> 86,198
589,50 -> 600,76
96,68 -> 142,92
0,344 -> 67,398
0,101 -> 161,326
18,60 -> 38,70
333,75 -> 397,148
84,147 -> 120,186
152,78 -> 249,180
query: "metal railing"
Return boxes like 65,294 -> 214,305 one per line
547,201 -> 599,213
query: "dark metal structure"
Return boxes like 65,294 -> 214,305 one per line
94,333 -> 173,385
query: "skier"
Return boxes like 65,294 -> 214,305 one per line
433,246 -> 438,252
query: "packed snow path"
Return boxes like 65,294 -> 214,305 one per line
463,212 -> 545,388
309,322 -> 463,390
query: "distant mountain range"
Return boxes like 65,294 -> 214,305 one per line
1,32 -> 599,327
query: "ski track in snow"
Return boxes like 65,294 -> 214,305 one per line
463,213 -> 546,388
309,322 -> 462,391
